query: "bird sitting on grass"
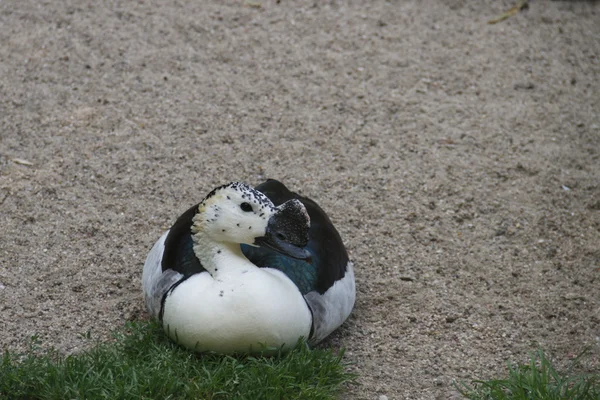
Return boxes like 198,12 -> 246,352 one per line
142,179 -> 355,354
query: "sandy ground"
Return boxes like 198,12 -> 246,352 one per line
1,0 -> 599,398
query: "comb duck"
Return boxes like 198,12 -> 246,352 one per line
142,179 -> 355,354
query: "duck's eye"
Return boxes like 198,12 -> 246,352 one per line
276,233 -> 287,241
240,202 -> 253,212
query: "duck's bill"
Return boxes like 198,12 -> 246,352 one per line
254,235 -> 312,261
252,198 -> 311,260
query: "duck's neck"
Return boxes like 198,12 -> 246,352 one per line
191,231 -> 253,278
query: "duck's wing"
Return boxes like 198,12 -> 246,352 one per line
161,204 -> 206,276
142,204 -> 207,319
241,179 -> 355,344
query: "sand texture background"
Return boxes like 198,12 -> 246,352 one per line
1,0 -> 599,398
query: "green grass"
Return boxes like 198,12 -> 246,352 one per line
457,349 -> 600,400
0,321 -> 355,400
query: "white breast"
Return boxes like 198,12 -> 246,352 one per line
162,267 -> 312,354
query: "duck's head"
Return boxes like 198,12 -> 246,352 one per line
192,182 -> 311,260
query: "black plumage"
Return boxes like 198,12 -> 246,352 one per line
161,204 -> 206,276
243,179 -> 349,295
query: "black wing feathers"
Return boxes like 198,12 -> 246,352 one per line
161,203 -> 206,276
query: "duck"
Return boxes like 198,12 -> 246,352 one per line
142,179 -> 355,354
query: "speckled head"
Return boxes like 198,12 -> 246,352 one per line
192,182 -> 311,260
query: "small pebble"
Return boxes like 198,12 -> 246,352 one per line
379,396 -> 388,400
